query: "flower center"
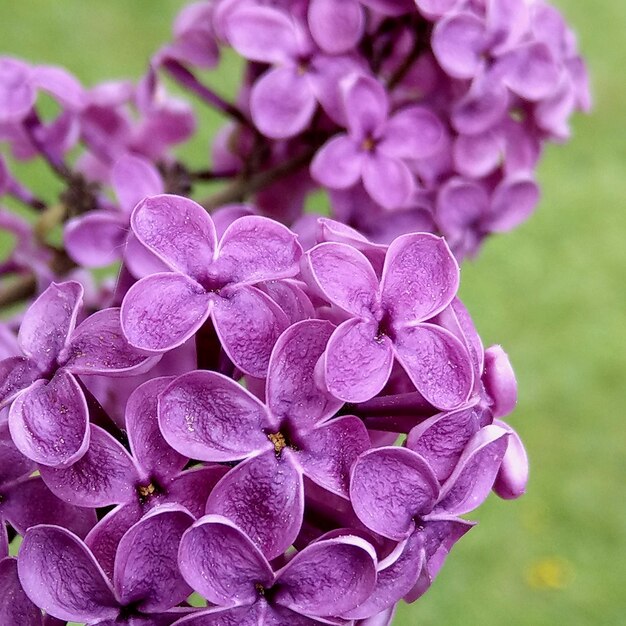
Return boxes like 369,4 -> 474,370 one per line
268,432 -> 287,455
136,481 -> 162,505
361,136 -> 376,152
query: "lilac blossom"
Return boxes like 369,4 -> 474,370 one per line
159,319 -> 370,558
120,194 -> 302,377
172,514 -> 378,625
0,281 -> 157,466
312,74 -> 443,209
18,506 -> 194,625
303,233 -> 473,407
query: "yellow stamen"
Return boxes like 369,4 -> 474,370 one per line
268,432 -> 287,455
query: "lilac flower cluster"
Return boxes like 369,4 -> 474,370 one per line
0,0 -> 586,624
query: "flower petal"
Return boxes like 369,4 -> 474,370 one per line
0,58 -> 35,122
159,370 -> 273,462
130,194 -> 217,281
126,377 -> 187,481
120,272 -> 211,353
485,176 -> 539,233
179,514 -> 273,606
380,107 -> 443,160
206,451 -> 304,559
18,281 -> 83,371
62,307 -> 159,376
1,476 -> 96,538
18,525 -> 118,623
343,74 -> 388,139
0,557 -> 43,626
310,135 -> 364,189
250,67 -> 316,139
114,505 -> 194,612
64,211 -> 128,268
435,425 -> 509,515
0,357 -> 40,409
267,320 -> 342,430
324,319 -> 393,403
296,416 -> 370,497
166,466 -> 228,518
171,606 -> 263,626
406,407 -> 480,482
381,233 -> 459,325
216,215 -> 302,284
492,420 -> 528,500
483,345 -> 517,418
308,0 -> 364,54
212,285 -> 289,378
112,154 -> 164,213
0,425 -> 34,485
350,447 -> 439,540
362,154 -> 415,210
303,242 -> 378,317
393,324 -> 473,411
274,535 -> 377,616
9,371 -> 89,467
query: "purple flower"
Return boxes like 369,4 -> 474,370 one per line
18,506 -> 194,625
159,319 -> 370,558
38,377 -> 225,576
349,424 -> 509,607
311,74 -> 443,209
120,194 -> 302,377
64,153 -> 165,275
223,4 -> 362,138
303,233 -> 473,407
0,557 -> 44,626
173,514 -> 378,625
0,281 -> 157,466
307,0 -> 364,54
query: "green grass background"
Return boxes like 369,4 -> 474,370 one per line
1,2 -> 625,625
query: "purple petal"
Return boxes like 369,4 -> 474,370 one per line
295,415 -> 370,497
393,324 -> 473,411
274,536 -> 377,616
259,280 -> 315,324
126,377 -> 187,481
0,557 -> 43,626
9,371 -> 89,467
308,0 -> 364,54
18,525 -> 118,623
453,131 -> 502,178
250,67 -> 316,139
159,370 -> 273,462
498,42 -> 560,101
0,58 -> 35,122
432,13 -> 487,79
18,281 -> 83,371
212,285 -> 289,378
435,425 -> 509,515
310,135 -> 364,189
344,532 -> 425,619
343,74 -> 389,139
485,176 -> 539,232
1,476 -> 96,538
0,426 -> 34,485
350,447 -> 439,540
265,605 -> 327,626
436,178 -> 489,238
124,231 -> 171,278
112,154 -> 164,213
114,506 -> 193,612
85,503 -> 143,580
452,72 -> 509,135
324,319 -> 393,403
64,211 -> 128,268
406,408 -> 480,482
483,345 -> 517,417
178,514 -> 273,606
206,451 -> 304,559
0,527 -> 6,559
62,307 -> 159,376
216,215 -> 302,284
33,65 -> 83,109
224,5 -> 300,64
381,233 -> 459,325
130,194 -> 217,281
267,320 -> 342,430
171,606 -> 263,626
357,606 -> 397,626
120,272 -> 211,353
0,357 -> 41,409
362,154 -> 415,210
39,424 -> 139,507
380,108 -> 443,160
304,242 -> 378,317
492,420 -> 528,500
166,466 -> 228,518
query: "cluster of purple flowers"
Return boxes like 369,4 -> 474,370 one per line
0,0 -> 587,624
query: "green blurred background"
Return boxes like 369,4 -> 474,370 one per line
1,2 -> 624,625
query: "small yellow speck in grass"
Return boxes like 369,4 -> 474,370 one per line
526,556 -> 573,590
